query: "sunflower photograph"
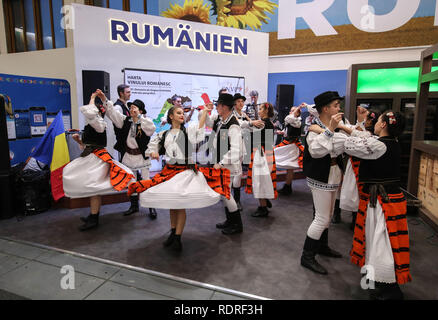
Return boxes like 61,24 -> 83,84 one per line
161,0 -> 278,30
162,0 -> 212,24
210,0 -> 278,30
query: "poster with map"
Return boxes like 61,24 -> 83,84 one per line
124,68 -> 245,133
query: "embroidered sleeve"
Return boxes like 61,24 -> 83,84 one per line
344,136 -> 387,159
187,122 -> 205,144
104,100 -> 125,129
80,104 -> 106,133
351,129 -> 372,138
284,114 -> 302,128
140,115 -> 156,137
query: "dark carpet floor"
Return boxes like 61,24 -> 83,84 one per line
1,179 -> 437,300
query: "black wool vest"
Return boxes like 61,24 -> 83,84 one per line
158,127 -> 193,164
82,124 -> 107,148
113,117 -> 151,160
359,136 -> 401,193
212,115 -> 240,163
285,124 -> 301,142
303,132 -> 344,183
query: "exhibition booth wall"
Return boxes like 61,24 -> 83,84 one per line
71,4 -> 269,159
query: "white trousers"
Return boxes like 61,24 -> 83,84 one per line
232,173 -> 242,188
222,176 -> 238,212
307,188 -> 338,240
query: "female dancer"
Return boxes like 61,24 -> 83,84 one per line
127,103 -> 231,251
63,91 -> 135,231
344,111 -> 410,300
275,104 -> 305,196
245,102 -> 278,217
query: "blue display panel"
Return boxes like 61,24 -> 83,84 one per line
0,73 -> 71,165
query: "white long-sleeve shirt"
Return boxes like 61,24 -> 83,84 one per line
80,104 -> 106,133
284,113 -> 302,128
146,122 -> 205,164
204,112 -> 243,175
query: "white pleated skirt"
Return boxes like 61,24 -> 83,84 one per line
340,160 -> 360,212
274,143 -> 301,170
139,169 -> 220,209
63,153 -> 134,199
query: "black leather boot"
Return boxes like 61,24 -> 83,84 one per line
163,228 -> 176,247
123,195 -> 139,216
149,208 -> 157,220
233,188 -> 242,211
216,208 -> 232,229
331,199 -> 341,223
222,210 -> 243,235
170,234 -> 182,252
251,206 -> 269,217
279,183 -> 292,195
78,213 -> 99,231
301,236 -> 328,275
318,229 -> 342,258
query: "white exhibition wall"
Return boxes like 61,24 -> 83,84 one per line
72,4 -> 269,160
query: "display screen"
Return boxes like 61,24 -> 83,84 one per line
357,67 -> 438,93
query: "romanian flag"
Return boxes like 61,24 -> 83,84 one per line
31,111 -> 70,201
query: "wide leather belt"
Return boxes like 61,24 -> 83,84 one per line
126,146 -> 142,155
330,158 -> 338,166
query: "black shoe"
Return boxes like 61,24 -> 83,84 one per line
170,235 -> 182,252
163,229 -> 176,247
80,211 -> 99,223
350,212 -> 357,231
251,206 -> 269,217
370,282 -> 404,300
279,183 -> 292,195
318,229 -> 342,258
78,214 -> 99,231
236,201 -> 243,211
123,195 -> 139,216
331,199 -> 341,223
300,236 -> 328,275
149,208 -> 157,220
216,208 -> 232,229
222,210 -> 243,235
266,199 -> 272,208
